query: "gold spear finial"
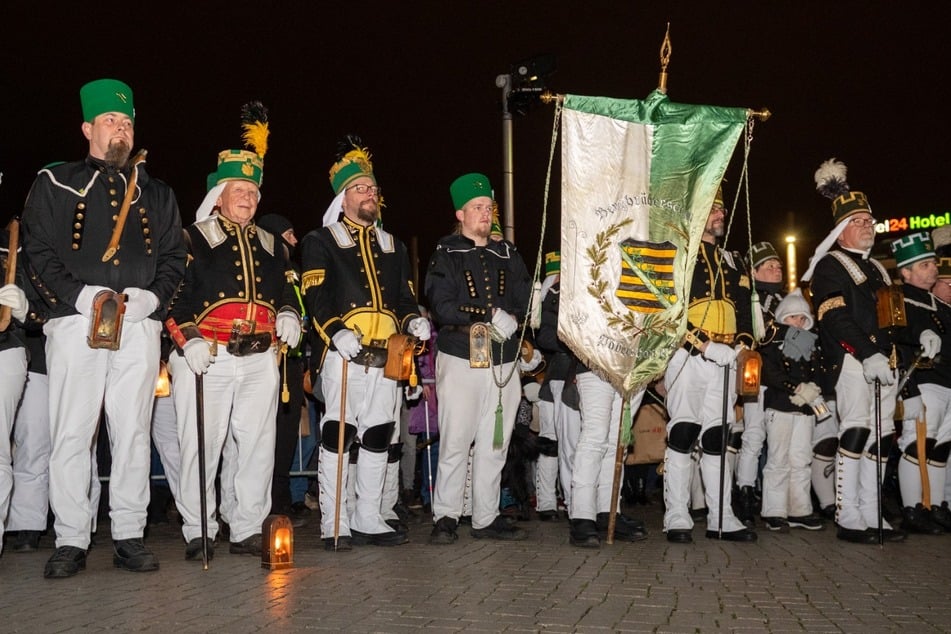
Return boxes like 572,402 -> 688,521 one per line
657,23 -> 672,94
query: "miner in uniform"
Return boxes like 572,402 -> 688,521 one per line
21,79 -> 186,577
301,138 -> 428,550
425,172 -> 533,544
167,105 -> 301,559
662,187 -> 757,543
803,159 -> 905,543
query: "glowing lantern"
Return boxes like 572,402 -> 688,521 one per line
261,514 -> 294,570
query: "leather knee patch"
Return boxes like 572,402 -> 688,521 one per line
321,420 -> 358,453
537,436 -> 558,457
700,426 -> 727,455
839,427 -> 870,455
813,437 -> 838,458
668,422 -> 701,453
867,433 -> 894,458
729,430 -> 743,451
387,442 -> 403,463
930,441 -> 951,464
362,421 -> 396,452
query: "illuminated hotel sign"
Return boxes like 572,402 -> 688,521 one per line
876,212 -> 950,234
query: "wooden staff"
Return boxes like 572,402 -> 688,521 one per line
101,149 -> 147,262
0,217 -> 19,331
333,359 -> 349,550
605,399 -> 627,545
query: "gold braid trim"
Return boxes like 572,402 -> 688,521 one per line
301,269 -> 325,293
817,296 -> 846,321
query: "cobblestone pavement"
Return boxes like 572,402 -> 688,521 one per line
2,502 -> 951,633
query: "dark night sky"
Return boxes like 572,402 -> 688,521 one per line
2,3 -> 949,279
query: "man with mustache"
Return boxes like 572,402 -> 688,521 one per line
21,78 -> 186,577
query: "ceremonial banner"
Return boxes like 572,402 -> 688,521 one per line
559,90 -> 747,398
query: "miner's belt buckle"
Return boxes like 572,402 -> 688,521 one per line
231,319 -> 256,336
704,331 -> 735,345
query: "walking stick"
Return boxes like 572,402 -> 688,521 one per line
423,379 -> 436,523
195,373 -> 210,570
718,365 -> 730,539
333,359 -> 348,550
874,378 -> 884,546
606,398 -> 627,545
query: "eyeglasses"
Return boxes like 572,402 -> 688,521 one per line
346,184 -> 382,196
848,217 -> 877,228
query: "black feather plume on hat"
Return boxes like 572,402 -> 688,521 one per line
814,158 -> 849,200
335,134 -> 365,161
240,101 -> 269,158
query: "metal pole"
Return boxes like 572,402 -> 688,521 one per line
423,378 -> 436,523
496,73 -> 515,243
718,365 -> 730,539
874,379 -> 884,546
195,373 -> 210,570
333,359 -> 348,550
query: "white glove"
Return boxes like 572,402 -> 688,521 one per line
862,353 -> 895,386
405,384 -> 423,401
490,308 -> 518,340
183,338 -> 213,375
408,317 -> 431,341
920,329 -> 942,359
332,328 -> 362,360
518,348 -> 543,373
702,342 -> 736,367
122,287 -> 159,323
900,395 -> 923,421
790,381 -> 822,407
276,312 -> 302,348
75,285 -> 111,318
0,283 -> 28,321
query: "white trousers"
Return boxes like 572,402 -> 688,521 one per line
8,371 -> 50,532
736,387 -> 766,487
898,382 -> 951,507
318,353 -> 400,537
0,347 -> 28,547
550,379 -> 581,509
432,353 -> 521,530
170,346 -> 278,543
761,409 -> 815,518
45,315 -> 159,549
535,398 -> 558,512
151,394 -> 181,500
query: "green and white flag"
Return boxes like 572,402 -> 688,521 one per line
559,90 -> 747,398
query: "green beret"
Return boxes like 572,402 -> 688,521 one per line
80,78 -> 134,123
450,172 -> 492,210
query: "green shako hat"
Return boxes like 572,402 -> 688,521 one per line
210,101 -> 269,188
450,172 -> 492,210
80,78 -> 134,123
544,251 -> 561,276
748,241 -> 780,270
329,135 -> 375,195
814,158 -> 872,225
890,232 -> 935,269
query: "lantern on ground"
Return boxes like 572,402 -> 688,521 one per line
262,514 -> 293,570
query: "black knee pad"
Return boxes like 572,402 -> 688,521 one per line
362,421 -> 396,452
667,422 -> 701,453
728,429 -> 743,451
839,427 -> 871,455
700,425 -> 727,455
930,441 -> 951,464
813,437 -> 838,458
536,436 -> 559,457
867,432 -> 894,458
387,442 -> 403,463
320,420 -> 358,453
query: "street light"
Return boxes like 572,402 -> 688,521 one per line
785,234 -> 797,291
495,54 -> 556,243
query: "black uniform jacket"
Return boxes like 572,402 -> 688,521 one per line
20,156 -> 185,319
300,217 -> 419,370
169,215 -> 299,343
425,233 -> 531,365
809,246 -> 893,384
685,241 -> 754,351
761,323 -> 820,415
896,283 -> 951,391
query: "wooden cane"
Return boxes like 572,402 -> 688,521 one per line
916,412 -> 931,509
0,218 -> 20,331
101,149 -> 147,262
605,399 -> 627,545
718,365 -> 730,539
333,359 -> 348,550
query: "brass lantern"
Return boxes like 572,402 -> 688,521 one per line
735,348 -> 762,397
261,514 -> 294,570
154,361 -> 171,398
